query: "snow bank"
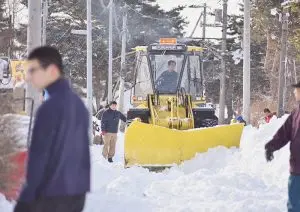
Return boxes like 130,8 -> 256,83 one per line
232,49 -> 243,65
2,114 -> 30,147
84,115 -> 289,212
1,115 -> 290,212
0,193 -> 13,212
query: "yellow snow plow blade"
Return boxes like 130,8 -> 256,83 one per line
124,121 -> 244,167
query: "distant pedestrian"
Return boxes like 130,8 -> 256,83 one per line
14,46 -> 90,212
101,101 -> 126,162
236,115 -> 247,126
265,81 -> 300,212
264,108 -> 274,123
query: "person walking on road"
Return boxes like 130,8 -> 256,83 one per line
265,82 -> 300,212
14,46 -> 90,212
101,101 -> 126,163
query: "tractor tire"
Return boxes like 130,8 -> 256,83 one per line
201,119 -> 218,127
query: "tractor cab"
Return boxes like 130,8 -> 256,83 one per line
132,38 -> 206,106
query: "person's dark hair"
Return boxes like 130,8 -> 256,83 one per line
28,46 -> 64,74
109,101 -> 117,106
264,108 -> 271,113
168,60 -> 176,66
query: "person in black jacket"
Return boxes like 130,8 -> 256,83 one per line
14,46 -> 90,212
101,101 -> 126,162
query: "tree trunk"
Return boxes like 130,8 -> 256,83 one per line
270,49 -> 280,98
264,31 -> 274,73
264,30 -> 279,98
225,70 -> 234,124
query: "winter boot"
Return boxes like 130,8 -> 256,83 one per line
108,158 -> 113,163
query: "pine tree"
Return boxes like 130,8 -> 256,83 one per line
0,0 -> 27,58
0,0 -> 10,55
226,7 -> 269,119
44,0 -> 187,107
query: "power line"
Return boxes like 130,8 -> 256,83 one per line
190,13 -> 202,37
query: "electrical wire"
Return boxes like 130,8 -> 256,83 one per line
190,13 -> 203,37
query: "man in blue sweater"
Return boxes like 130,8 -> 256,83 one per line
14,46 -> 90,212
101,101 -> 126,162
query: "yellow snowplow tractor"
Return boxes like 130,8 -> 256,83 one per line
125,38 -> 244,167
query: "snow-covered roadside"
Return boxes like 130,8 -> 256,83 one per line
1,115 -> 290,212
83,116 -> 289,212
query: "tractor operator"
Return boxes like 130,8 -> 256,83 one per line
156,60 -> 178,93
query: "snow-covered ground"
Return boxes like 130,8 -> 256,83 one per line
0,115 -> 290,212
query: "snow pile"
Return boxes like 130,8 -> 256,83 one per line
0,194 -> 13,212
1,114 -> 30,147
1,115 -> 291,212
84,115 -> 290,212
232,49 -> 243,65
270,8 -> 278,16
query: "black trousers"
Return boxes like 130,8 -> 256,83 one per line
14,194 -> 86,212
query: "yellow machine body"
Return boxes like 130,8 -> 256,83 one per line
125,93 -> 244,167
125,40 -> 244,167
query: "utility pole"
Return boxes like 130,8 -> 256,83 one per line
277,11 -> 289,118
189,4 -> 210,39
26,0 -> 42,115
118,7 -> 127,115
218,0 -> 228,124
242,0 -> 251,124
202,3 -> 207,40
87,0 -> 93,141
107,0 -> 113,102
42,0 -> 48,45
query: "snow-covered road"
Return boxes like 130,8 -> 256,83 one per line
1,116 -> 290,212
84,116 -> 289,212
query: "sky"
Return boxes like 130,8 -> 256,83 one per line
157,0 -> 242,38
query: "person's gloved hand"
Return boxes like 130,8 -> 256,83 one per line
101,131 -> 107,136
265,149 -> 274,162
